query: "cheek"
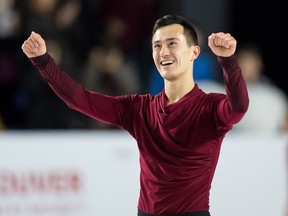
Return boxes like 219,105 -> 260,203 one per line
152,53 -> 159,64
180,51 -> 192,64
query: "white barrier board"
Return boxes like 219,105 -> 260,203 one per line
0,130 -> 287,216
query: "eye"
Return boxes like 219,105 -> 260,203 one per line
153,44 -> 160,49
168,41 -> 177,47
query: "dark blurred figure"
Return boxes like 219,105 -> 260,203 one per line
98,0 -> 158,54
0,0 -> 27,129
19,0 -> 89,129
96,0 -> 160,92
82,45 -> 141,96
80,44 -> 141,129
21,0 -> 87,73
0,115 -> 4,130
234,43 -> 288,133
80,16 -> 142,129
54,0 -> 89,67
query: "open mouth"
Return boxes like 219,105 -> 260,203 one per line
160,60 -> 174,66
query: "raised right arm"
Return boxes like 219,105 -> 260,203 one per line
21,32 -> 125,128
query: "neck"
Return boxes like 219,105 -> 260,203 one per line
164,80 -> 195,105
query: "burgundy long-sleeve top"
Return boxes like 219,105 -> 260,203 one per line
30,53 -> 249,215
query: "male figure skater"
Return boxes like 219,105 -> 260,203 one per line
22,15 -> 249,216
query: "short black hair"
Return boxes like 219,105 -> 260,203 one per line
152,15 -> 199,46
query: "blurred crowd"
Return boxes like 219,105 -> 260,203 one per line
0,0 -> 160,130
1,0 -> 288,134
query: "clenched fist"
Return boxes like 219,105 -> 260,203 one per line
208,32 -> 237,57
21,31 -> 47,58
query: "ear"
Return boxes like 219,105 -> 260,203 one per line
191,45 -> 201,61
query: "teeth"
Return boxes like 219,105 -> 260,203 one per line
161,60 -> 174,66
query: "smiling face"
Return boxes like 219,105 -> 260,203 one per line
152,24 -> 199,81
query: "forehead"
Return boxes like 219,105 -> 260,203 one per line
152,24 -> 185,43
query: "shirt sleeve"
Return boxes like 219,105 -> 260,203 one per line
29,53 -> 125,128
216,55 -> 249,125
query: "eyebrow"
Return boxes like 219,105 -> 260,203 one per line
153,37 -> 180,45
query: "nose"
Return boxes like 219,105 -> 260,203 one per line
160,45 -> 169,56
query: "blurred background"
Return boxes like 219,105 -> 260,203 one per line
0,0 -> 286,130
0,0 -> 287,215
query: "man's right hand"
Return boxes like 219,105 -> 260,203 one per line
21,31 -> 47,58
